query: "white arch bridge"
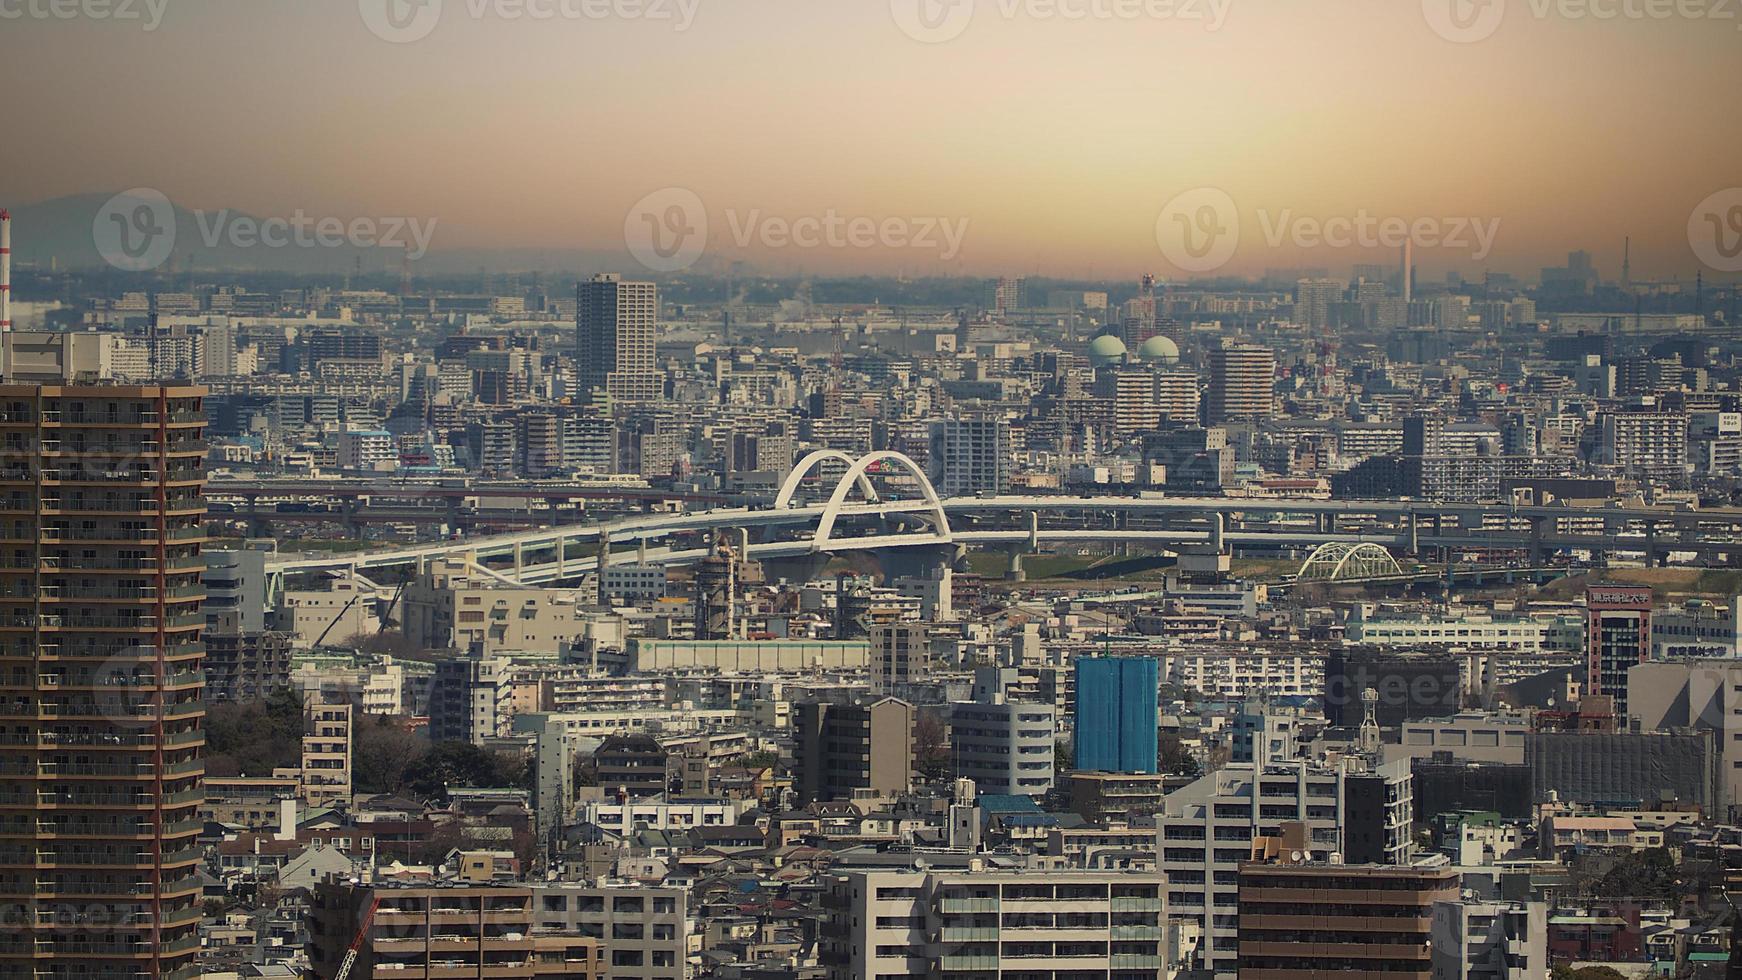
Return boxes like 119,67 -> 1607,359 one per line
1295,542 -> 1404,582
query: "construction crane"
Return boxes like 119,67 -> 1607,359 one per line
332,894 -> 381,980
375,579 -> 407,635
311,591 -> 364,650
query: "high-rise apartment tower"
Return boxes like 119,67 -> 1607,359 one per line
575,273 -> 660,403
0,384 -> 208,979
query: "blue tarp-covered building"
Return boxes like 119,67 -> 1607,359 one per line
1073,657 -> 1159,773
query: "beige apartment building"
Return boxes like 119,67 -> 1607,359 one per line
300,700 -> 353,806
403,559 -> 594,654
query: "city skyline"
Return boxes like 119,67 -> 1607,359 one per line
0,0 -> 1738,279
5,5 -> 1742,978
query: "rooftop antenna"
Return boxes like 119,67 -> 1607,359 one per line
1621,236 -> 1631,292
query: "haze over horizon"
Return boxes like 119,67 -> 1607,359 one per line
2,0 -> 1738,281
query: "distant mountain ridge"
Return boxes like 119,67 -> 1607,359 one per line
0,192 -> 633,276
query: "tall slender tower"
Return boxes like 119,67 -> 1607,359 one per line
1400,239 -> 1413,304
1,209 -> 13,336
0,384 -> 207,979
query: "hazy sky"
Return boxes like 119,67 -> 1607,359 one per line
1,0 -> 1738,280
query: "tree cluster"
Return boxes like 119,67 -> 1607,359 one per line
205,688 -> 306,777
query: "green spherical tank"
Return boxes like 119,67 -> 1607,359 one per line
1139,335 -> 1180,363
1088,334 -> 1128,366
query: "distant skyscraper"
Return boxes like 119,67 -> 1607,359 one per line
1205,343 -> 1276,424
1073,657 -> 1159,773
987,276 -> 1026,315
1568,249 -> 1594,280
1401,240 -> 1414,304
575,273 -> 660,403
1294,278 -> 1345,332
1435,294 -> 1472,331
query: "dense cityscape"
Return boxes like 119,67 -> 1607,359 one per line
1,229 -> 1739,979
4,3 -> 1742,980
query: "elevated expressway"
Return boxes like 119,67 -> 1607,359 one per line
262,451 -> 1742,586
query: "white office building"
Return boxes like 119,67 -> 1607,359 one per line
337,428 -> 396,471
1346,606 -> 1584,653
950,679 -> 1056,797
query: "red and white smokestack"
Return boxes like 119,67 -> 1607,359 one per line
0,209 -> 11,334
